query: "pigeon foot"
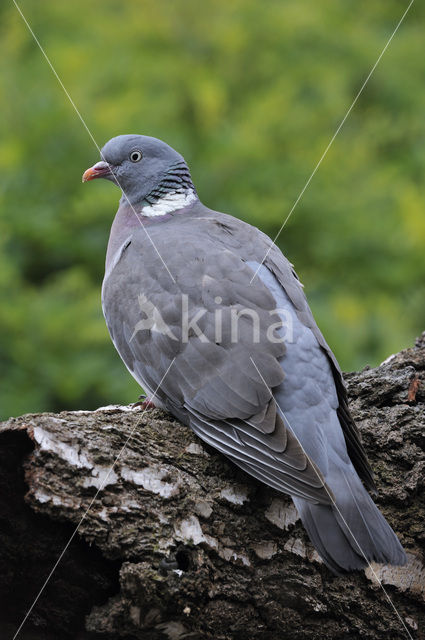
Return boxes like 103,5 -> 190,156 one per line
133,395 -> 156,411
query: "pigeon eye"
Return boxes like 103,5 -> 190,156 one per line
130,150 -> 142,163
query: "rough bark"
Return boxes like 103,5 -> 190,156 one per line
1,335 -> 424,640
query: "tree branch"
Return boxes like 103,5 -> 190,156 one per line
1,335 -> 424,639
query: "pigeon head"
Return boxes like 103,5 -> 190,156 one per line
82,134 -> 196,210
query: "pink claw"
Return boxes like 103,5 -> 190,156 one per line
133,397 -> 156,410
140,399 -> 156,410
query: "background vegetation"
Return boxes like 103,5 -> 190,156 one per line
0,0 -> 424,420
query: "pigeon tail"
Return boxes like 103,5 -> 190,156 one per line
292,466 -> 407,574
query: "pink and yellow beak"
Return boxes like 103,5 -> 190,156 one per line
82,161 -> 112,182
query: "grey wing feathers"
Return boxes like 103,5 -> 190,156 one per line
187,408 -> 331,504
263,244 -> 376,491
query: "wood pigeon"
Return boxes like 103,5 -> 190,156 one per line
83,134 -> 406,573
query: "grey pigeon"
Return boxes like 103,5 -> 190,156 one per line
83,134 -> 406,573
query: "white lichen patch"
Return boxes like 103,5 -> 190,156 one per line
94,404 -> 141,413
69,409 -> 92,415
96,507 -> 110,522
284,537 -> 322,564
220,485 -> 249,505
33,426 -> 91,469
234,552 -> 251,566
34,489 -> 78,510
284,537 -> 307,558
218,548 -> 251,566
174,517 -> 252,566
83,465 -> 119,489
265,499 -> 299,530
33,426 -> 118,494
174,515 -> 218,549
121,465 -> 180,498
34,489 -> 53,504
185,442 -> 210,456
252,541 -> 278,560
174,515 -> 206,545
365,552 -> 425,601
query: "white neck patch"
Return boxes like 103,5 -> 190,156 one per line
141,189 -> 197,217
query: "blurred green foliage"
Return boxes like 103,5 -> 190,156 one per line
0,0 -> 424,419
